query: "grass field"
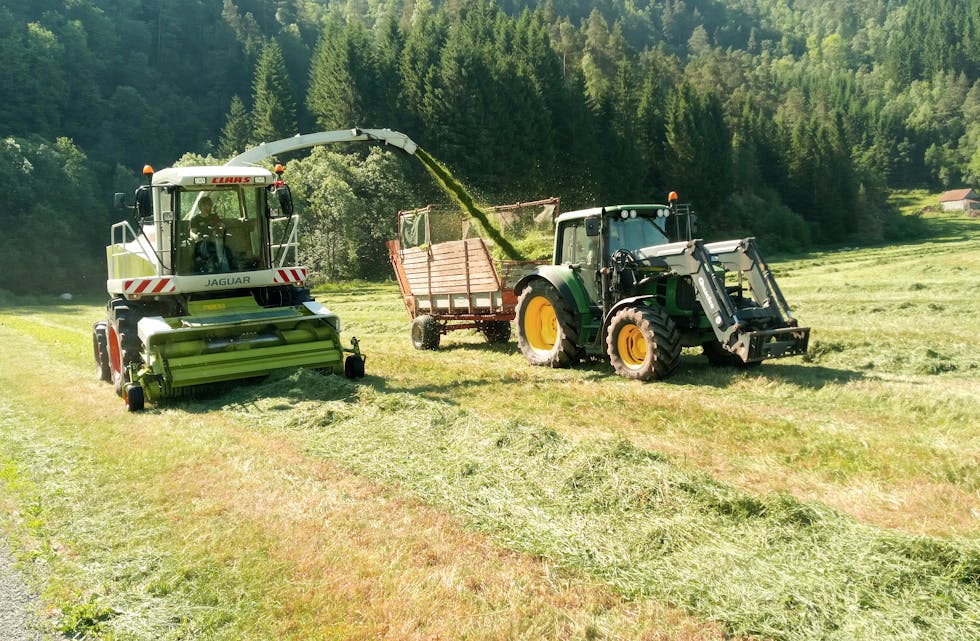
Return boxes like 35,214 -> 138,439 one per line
0,198 -> 977,639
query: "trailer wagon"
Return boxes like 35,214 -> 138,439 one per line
386,198 -> 558,349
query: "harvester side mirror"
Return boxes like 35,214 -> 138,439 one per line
113,193 -> 127,209
689,213 -> 699,237
276,184 -> 294,217
134,186 -> 152,219
585,216 -> 601,237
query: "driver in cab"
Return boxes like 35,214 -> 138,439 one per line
190,195 -> 230,273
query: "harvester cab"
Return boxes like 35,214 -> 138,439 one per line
514,195 -> 810,380
93,128 -> 418,410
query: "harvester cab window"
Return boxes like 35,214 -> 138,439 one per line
177,188 -> 267,275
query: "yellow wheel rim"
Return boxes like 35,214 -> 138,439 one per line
524,295 -> 558,352
617,324 -> 648,368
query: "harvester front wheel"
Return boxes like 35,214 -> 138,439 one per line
606,305 -> 681,381
515,280 -> 580,368
92,322 -> 111,382
109,304 -> 143,397
411,315 -> 441,350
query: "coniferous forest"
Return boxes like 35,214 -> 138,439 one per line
1,0 -> 977,293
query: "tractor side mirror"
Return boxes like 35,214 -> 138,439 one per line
688,213 -> 699,237
275,184 -> 294,217
134,186 -> 152,219
585,216 -> 601,237
113,193 -> 127,209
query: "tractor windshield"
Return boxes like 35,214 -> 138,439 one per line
175,187 -> 269,275
605,214 -> 670,256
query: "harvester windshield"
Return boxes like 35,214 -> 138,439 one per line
176,187 -> 269,275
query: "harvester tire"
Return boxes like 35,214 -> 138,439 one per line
124,384 -> 145,412
411,315 -> 441,350
344,354 -> 365,379
93,322 -> 112,382
606,305 -> 681,381
515,280 -> 581,368
480,321 -> 511,344
110,305 -> 143,397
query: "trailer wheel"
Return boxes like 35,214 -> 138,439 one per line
344,354 -> 365,379
479,321 -> 511,344
411,315 -> 441,350
515,280 -> 580,368
606,305 -> 681,381
92,322 -> 111,382
124,384 -> 145,412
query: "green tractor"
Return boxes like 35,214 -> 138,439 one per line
513,195 -> 809,380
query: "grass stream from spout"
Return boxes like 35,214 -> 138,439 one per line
415,148 -> 523,260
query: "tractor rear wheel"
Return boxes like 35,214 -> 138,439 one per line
515,280 -> 581,368
606,305 -> 681,381
411,314 -> 441,350
479,320 -> 511,344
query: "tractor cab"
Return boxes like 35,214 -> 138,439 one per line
553,202 -> 696,303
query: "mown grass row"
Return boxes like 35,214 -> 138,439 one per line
219,368 -> 980,641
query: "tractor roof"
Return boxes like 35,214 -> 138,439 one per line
556,203 -> 670,223
152,165 -> 274,188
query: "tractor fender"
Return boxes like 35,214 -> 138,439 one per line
601,295 -> 663,336
514,265 -> 593,318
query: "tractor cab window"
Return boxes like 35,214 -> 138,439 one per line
176,188 -> 269,275
558,221 -> 599,269
605,215 -> 670,257
558,220 -> 600,301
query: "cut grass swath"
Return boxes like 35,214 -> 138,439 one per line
224,369 -> 980,641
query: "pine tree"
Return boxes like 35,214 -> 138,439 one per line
307,18 -> 378,131
219,95 -> 251,157
251,40 -> 297,144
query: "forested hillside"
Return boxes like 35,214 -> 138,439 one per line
1,0 -> 976,293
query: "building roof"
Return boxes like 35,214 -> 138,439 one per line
939,188 -> 976,202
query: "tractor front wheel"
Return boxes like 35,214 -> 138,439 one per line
411,314 -> 441,350
606,305 -> 681,381
515,280 -> 581,368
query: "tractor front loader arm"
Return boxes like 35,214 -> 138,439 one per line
647,240 -> 742,344
703,237 -> 797,326
647,239 -> 809,362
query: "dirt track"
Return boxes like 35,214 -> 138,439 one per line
0,539 -> 40,641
